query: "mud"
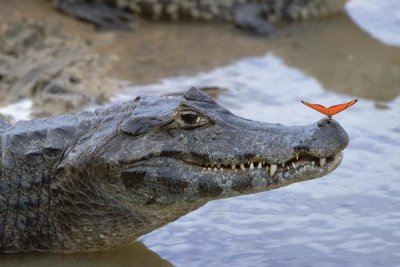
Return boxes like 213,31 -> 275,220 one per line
0,6 -> 119,117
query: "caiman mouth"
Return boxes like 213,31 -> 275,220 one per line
121,151 -> 344,185
188,152 -> 343,178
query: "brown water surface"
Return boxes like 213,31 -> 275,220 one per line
0,242 -> 172,267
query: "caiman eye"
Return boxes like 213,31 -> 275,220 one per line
178,110 -> 209,128
181,112 -> 200,124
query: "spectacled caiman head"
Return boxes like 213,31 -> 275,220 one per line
104,87 -> 347,197
59,87 -> 348,251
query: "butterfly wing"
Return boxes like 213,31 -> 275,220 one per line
301,101 -> 329,116
327,99 -> 358,116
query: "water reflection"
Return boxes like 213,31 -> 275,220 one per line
0,242 -> 173,267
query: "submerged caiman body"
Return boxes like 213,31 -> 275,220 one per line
0,88 -> 349,253
53,0 -> 346,34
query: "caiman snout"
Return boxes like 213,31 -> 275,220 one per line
294,118 -> 349,159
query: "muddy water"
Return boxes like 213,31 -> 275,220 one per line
1,0 -> 400,266
0,242 -> 172,267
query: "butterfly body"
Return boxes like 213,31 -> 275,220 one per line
301,99 -> 358,118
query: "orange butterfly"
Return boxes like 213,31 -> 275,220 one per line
301,99 -> 358,119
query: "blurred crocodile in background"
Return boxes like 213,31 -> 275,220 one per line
0,88 -> 349,252
53,0 -> 347,35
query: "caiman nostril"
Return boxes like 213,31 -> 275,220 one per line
294,146 -> 309,152
318,119 -> 332,127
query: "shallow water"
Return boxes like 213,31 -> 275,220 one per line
1,0 -> 400,267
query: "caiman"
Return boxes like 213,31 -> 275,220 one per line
53,0 -> 346,35
0,88 -> 349,252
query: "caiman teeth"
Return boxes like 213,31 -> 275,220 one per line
199,154 -> 337,174
240,164 -> 245,171
270,164 -> 277,177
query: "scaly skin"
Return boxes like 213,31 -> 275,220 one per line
113,0 -> 346,21
53,0 -> 347,32
0,88 -> 349,253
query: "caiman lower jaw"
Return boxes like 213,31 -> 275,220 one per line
194,152 -> 343,178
